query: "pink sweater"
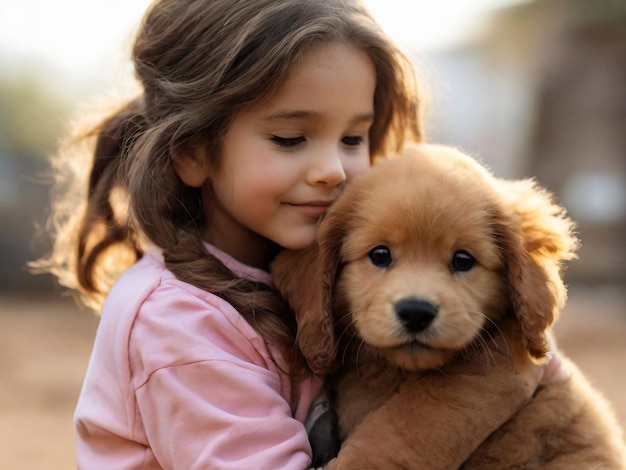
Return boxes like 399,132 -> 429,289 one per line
75,245 -> 322,469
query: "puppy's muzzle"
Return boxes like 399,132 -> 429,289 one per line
395,298 -> 438,333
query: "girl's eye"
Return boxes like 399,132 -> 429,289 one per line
450,250 -> 476,273
271,135 -> 305,148
368,245 -> 392,268
342,135 -> 364,146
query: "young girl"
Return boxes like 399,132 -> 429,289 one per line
37,0 -> 563,468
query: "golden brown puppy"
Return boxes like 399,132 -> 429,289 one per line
273,144 -> 626,469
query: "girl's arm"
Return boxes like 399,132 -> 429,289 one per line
135,359 -> 312,470
129,286 -> 315,470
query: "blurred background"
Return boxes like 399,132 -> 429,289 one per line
1,0 -> 624,468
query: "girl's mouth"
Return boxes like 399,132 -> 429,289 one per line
287,201 -> 333,218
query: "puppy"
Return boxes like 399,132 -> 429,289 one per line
273,144 -> 626,469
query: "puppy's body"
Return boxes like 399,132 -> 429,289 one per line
273,144 -> 626,469
465,360 -> 626,468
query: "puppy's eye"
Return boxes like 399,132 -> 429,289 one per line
368,245 -> 392,267
450,250 -> 475,272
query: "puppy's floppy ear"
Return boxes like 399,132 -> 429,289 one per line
304,199 -> 354,373
493,179 -> 578,360
271,209 -> 348,376
271,245 -> 335,375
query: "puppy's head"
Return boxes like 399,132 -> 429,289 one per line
273,144 -> 578,375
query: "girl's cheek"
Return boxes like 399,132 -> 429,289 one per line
349,159 -> 373,180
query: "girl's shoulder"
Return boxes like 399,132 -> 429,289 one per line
108,247 -> 261,339
103,248 -> 277,379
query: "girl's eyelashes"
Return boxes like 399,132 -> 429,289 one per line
270,134 -> 366,148
270,135 -> 306,148
342,135 -> 365,146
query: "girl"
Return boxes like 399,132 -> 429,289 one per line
36,0 -> 563,468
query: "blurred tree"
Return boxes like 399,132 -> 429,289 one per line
0,69 -> 72,159
0,64 -> 73,292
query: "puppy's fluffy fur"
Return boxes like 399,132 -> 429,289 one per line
273,144 -> 626,469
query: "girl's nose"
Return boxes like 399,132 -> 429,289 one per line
307,148 -> 346,187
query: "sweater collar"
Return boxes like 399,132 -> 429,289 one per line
204,242 -> 274,286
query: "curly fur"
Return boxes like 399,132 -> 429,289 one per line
272,144 -> 626,469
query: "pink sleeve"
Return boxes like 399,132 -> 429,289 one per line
129,282 -> 313,469
135,361 -> 312,469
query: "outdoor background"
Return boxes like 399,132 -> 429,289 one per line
1,0 -> 624,468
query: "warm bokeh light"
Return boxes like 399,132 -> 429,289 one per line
0,2 -> 624,469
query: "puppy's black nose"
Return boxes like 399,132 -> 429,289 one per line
395,298 -> 438,333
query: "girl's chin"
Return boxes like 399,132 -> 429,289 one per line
276,228 -> 318,251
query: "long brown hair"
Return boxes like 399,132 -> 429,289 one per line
34,0 -> 424,375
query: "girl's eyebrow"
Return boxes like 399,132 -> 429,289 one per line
352,112 -> 376,125
264,110 -> 375,125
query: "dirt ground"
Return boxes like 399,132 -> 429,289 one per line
1,286 -> 625,469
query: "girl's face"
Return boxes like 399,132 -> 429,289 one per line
203,41 -> 376,268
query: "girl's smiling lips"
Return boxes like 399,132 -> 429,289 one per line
286,200 -> 335,218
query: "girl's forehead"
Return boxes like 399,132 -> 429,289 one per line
252,41 -> 376,117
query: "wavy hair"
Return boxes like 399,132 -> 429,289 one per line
33,0 -> 424,375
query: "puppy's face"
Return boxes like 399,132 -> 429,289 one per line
331,148 -> 511,371
276,144 -> 577,376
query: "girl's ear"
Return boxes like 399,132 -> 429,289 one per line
172,145 -> 212,188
